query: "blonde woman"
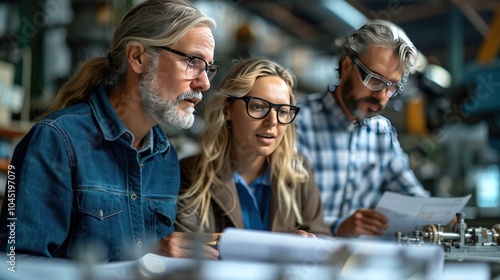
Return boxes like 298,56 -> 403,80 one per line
176,58 -> 331,237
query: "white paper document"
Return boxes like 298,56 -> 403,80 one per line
216,228 -> 444,279
218,228 -> 339,263
374,191 -> 471,237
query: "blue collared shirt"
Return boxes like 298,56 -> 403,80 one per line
295,86 -> 429,235
0,86 -> 180,261
233,168 -> 271,231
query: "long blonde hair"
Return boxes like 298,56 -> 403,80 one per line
179,58 -> 309,229
41,0 -> 215,118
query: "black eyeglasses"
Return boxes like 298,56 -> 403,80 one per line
350,56 -> 407,97
152,46 -> 218,81
229,96 -> 300,124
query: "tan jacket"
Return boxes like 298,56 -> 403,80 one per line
175,155 -> 332,237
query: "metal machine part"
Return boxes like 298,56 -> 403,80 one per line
396,213 -> 500,260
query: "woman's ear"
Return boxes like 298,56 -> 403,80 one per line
126,43 -> 146,74
223,101 -> 231,121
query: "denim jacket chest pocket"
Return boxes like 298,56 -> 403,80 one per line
70,190 -> 125,260
147,200 -> 176,241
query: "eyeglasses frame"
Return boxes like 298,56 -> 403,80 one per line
228,96 -> 300,125
152,46 -> 218,80
350,56 -> 407,97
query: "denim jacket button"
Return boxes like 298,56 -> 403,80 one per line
140,164 -> 144,169
99,209 -> 103,217
131,192 -> 137,200
137,239 -> 143,248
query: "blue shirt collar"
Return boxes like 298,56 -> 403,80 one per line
233,165 -> 271,186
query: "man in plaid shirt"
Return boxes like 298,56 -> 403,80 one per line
296,20 -> 429,237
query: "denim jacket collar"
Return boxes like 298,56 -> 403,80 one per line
89,86 -> 170,157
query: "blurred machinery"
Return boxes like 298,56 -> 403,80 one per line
396,212 -> 500,261
462,63 -> 500,150
413,59 -> 500,221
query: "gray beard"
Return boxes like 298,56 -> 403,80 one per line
343,94 -> 368,121
139,67 -> 201,129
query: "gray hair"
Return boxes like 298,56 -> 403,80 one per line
44,0 -> 216,117
45,0 -> 216,118
110,0 -> 217,85
338,20 -> 417,78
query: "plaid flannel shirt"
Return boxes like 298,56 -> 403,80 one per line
295,86 -> 429,235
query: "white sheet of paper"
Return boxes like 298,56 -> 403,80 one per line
374,191 -> 471,237
217,228 -> 444,279
218,228 -> 339,263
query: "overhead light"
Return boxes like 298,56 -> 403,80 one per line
424,64 -> 452,89
321,0 -> 367,30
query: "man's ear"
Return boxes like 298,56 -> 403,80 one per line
126,43 -> 146,74
341,56 -> 352,72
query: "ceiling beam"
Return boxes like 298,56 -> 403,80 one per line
452,0 -> 490,37
476,4 -> 500,63
347,0 -> 451,23
255,3 -> 321,39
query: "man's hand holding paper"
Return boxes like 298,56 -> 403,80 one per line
374,191 -> 471,237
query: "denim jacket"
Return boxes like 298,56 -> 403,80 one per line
0,87 -> 179,261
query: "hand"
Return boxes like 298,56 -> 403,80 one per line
449,216 -> 457,224
336,209 -> 388,237
149,232 -> 219,259
294,230 -> 317,238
